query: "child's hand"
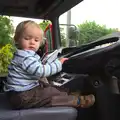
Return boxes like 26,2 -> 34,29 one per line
59,58 -> 68,64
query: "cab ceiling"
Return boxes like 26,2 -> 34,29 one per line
0,0 -> 83,19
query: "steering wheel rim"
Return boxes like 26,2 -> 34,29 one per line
62,37 -> 120,75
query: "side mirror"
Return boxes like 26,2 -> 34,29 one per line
68,26 -> 79,46
68,26 -> 77,39
60,24 -> 79,47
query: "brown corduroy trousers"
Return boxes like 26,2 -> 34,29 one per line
7,82 -> 77,109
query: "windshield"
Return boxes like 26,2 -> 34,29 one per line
59,0 -> 119,48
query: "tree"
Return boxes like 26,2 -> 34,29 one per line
0,16 -> 14,47
77,21 -> 118,45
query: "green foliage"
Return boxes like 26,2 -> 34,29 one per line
0,16 -> 14,47
0,44 -> 14,74
77,21 -> 118,45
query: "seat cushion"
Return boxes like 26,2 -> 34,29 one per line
0,93 -> 77,120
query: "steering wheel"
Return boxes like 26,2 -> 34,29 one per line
62,36 -> 120,76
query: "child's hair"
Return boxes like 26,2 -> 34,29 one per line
14,20 -> 44,43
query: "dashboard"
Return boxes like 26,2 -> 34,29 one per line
50,34 -> 120,87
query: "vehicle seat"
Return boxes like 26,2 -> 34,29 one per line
0,93 -> 77,120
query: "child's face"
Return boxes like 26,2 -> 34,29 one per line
18,24 -> 43,52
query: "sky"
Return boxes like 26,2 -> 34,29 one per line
11,0 -> 120,29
